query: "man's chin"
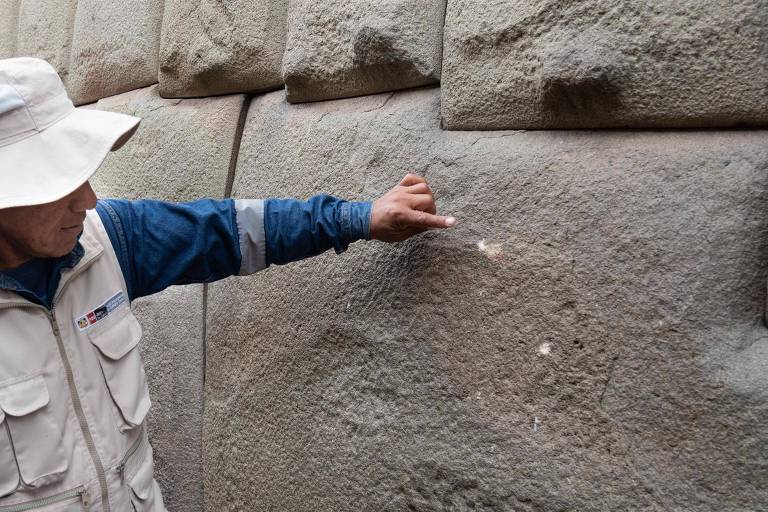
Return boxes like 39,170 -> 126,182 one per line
49,246 -> 76,259
51,233 -> 82,258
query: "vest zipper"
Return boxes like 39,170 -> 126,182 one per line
115,424 -> 144,482
48,310 -> 111,512
0,251 -> 112,512
0,486 -> 90,512
49,252 -> 111,512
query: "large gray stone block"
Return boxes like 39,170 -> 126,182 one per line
441,0 -> 768,129
68,0 -> 163,105
283,0 -> 445,103
204,87 -> 768,511
89,85 -> 246,512
90,85 -> 245,201
159,0 -> 287,98
0,1 -> 18,59
16,0 -> 77,84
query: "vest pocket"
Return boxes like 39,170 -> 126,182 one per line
0,412 -> 19,498
88,308 -> 151,432
121,428 -> 164,512
128,452 -> 163,512
0,373 -> 68,491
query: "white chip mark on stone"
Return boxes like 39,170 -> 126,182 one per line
533,417 -> 541,432
477,239 -> 503,260
538,342 -> 552,355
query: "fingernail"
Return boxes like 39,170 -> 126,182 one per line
445,217 -> 457,227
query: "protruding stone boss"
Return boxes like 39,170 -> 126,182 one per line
0,58 -> 456,512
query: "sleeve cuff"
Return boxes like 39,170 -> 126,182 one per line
338,201 -> 373,244
234,199 -> 267,275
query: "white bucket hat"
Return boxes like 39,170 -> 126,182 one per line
0,57 -> 140,209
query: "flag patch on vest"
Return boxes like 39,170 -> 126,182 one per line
75,291 -> 126,331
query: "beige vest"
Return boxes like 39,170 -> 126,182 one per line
0,211 -> 166,512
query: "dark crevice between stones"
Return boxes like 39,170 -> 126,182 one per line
199,280 -> 208,509
202,283 -> 208,388
437,0 -> 448,77
201,92 -> 252,463
224,94 -> 252,198
207,93 -> 253,381
763,278 -> 768,330
154,0 -> 167,70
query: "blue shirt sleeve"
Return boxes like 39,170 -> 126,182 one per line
96,196 -> 372,301
96,198 -> 242,301
263,195 -> 371,266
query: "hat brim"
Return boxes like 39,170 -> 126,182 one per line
0,107 -> 140,209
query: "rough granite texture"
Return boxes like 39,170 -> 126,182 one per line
204,87 -> 768,512
16,0 -> 78,85
89,85 -> 245,201
283,0 -> 446,103
159,0 -> 287,98
68,0 -> 164,105
0,0 -> 18,59
441,0 -> 768,129
129,287 -> 206,512
88,85 -> 246,512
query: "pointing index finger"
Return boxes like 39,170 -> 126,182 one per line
404,209 -> 457,229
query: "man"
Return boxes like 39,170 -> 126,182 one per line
0,58 -> 456,511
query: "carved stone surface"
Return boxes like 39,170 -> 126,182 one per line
283,0 -> 446,103
441,0 -> 768,129
68,0 -> 163,105
204,86 -> 768,511
88,85 -> 246,512
16,0 -> 78,85
159,0 -> 287,98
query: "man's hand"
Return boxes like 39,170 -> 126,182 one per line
370,174 -> 457,243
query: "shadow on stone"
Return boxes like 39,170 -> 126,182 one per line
539,32 -> 626,127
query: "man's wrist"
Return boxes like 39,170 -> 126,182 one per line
339,200 -> 373,242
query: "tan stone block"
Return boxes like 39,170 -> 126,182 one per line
0,0 -> 18,59
283,0 -> 445,103
16,0 -> 77,84
159,0 -> 287,98
68,0 -> 163,105
441,0 -> 768,129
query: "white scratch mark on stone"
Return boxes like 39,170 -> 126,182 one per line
533,417 -> 541,432
477,239 -> 503,260
538,342 -> 552,355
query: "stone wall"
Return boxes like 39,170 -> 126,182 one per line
2,1 -> 768,511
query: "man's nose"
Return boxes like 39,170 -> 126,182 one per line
70,181 -> 98,212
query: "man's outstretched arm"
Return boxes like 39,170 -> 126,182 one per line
95,174 -> 455,301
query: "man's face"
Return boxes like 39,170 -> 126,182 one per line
0,181 -> 98,269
